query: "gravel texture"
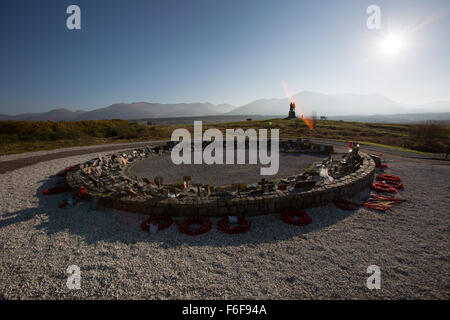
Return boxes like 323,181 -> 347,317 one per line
125,151 -> 325,185
0,145 -> 449,299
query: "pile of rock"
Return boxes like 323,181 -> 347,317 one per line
321,143 -> 364,179
67,145 -> 162,198
280,139 -> 333,154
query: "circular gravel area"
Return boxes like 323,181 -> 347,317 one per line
0,142 -> 448,299
124,150 -> 325,185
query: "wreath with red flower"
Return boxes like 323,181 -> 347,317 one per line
43,185 -> 69,195
178,216 -> 211,235
77,186 -> 87,197
371,182 -> 398,193
218,216 -> 251,234
333,199 -> 358,211
280,209 -> 312,226
381,180 -> 404,190
141,215 -> 173,231
377,174 -> 401,183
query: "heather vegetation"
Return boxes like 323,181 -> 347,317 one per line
0,119 -> 448,155
0,120 -> 173,154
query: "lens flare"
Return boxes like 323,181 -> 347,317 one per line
281,80 -> 295,104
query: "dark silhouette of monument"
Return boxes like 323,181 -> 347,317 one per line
288,102 -> 296,119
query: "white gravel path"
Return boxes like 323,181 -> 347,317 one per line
0,140 -> 162,162
0,148 -> 449,299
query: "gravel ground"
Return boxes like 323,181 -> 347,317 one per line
0,145 -> 449,299
125,151 -> 325,185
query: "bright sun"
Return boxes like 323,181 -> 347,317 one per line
380,34 -> 405,56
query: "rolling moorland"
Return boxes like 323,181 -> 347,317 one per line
0,118 -> 448,156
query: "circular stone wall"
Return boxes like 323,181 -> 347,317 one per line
65,141 -> 375,217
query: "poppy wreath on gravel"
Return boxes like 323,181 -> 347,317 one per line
382,180 -> 404,190
280,210 -> 312,226
57,164 -> 80,177
43,185 -> 69,195
218,216 -> 251,234
377,174 -> 401,183
141,215 -> 173,232
371,182 -> 398,193
178,216 -> 212,235
333,199 -> 358,211
77,186 -> 87,197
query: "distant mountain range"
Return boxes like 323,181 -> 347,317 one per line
328,113 -> 450,123
0,102 -> 235,121
0,109 -> 87,122
1,92 -> 449,123
227,91 -> 450,117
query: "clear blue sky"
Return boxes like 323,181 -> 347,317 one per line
0,0 -> 449,114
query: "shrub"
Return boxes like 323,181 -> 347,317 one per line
409,121 -> 448,142
407,121 -> 449,153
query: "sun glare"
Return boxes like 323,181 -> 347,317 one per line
380,34 -> 405,56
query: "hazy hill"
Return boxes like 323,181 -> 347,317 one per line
76,102 -> 235,120
0,102 -> 235,121
0,108 -> 87,121
329,112 -> 450,123
227,91 -> 450,117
